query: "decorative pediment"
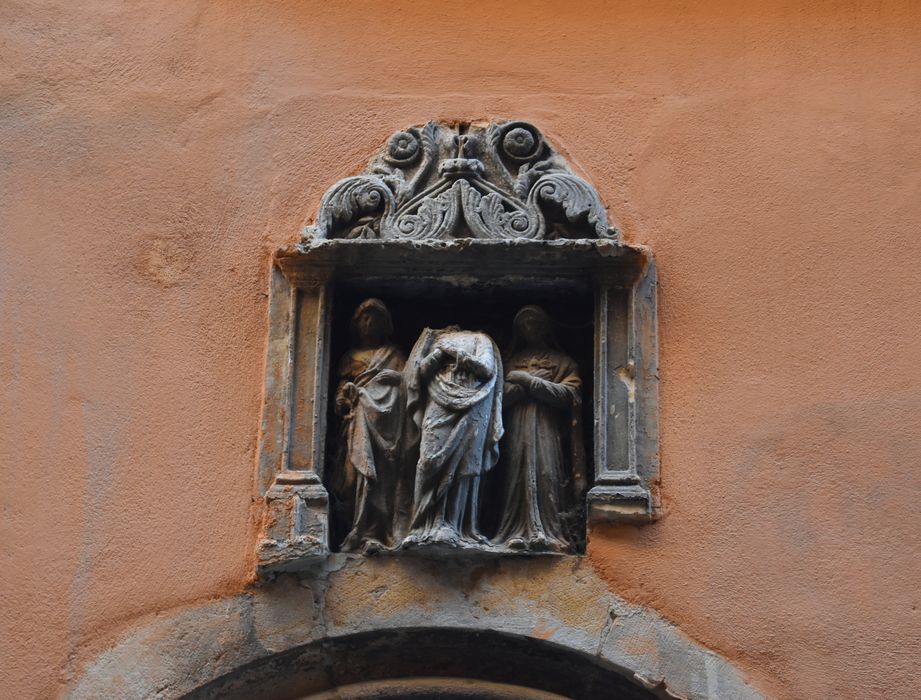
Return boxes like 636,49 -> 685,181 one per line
306,121 -> 616,241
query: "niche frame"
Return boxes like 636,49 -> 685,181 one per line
255,238 -> 660,573
254,120 -> 660,574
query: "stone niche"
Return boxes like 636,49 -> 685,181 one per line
256,120 -> 660,574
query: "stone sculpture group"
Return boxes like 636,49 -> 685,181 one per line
332,299 -> 586,555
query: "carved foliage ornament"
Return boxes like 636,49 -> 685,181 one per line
308,121 -> 617,241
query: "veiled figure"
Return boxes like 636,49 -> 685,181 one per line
403,327 -> 503,547
333,299 -> 405,552
495,306 -> 586,552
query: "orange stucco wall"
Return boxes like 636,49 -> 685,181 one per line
2,2 -> 920,698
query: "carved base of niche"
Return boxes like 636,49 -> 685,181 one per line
257,473 -> 330,574
260,540 -> 569,575
257,481 -> 657,573
586,483 -> 657,525
364,540 -> 571,560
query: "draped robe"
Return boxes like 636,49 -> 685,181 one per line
404,329 -> 503,543
494,348 -> 585,551
334,344 -> 405,548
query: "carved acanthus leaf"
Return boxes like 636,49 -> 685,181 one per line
386,184 -> 459,240
529,172 -> 609,239
317,176 -> 396,239
307,121 -> 617,241
460,181 -> 543,240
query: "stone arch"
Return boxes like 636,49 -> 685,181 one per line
185,628 -> 661,699
69,557 -> 767,700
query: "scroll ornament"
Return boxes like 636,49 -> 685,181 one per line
307,121 -> 618,241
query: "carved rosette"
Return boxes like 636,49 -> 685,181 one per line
308,121 -> 617,241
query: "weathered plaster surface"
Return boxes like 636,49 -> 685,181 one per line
69,557 -> 765,700
2,2 -> 921,699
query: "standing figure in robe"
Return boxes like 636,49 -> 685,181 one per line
403,327 -> 503,547
495,306 -> 586,552
333,298 -> 405,552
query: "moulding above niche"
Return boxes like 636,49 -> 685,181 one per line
255,120 -> 660,575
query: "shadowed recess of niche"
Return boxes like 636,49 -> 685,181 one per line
325,279 -> 595,553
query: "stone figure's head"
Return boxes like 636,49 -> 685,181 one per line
512,305 -> 554,346
351,298 -> 393,347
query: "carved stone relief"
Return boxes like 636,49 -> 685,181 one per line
402,326 -> 503,550
255,120 -> 660,573
328,302 -> 589,555
332,299 -> 405,552
494,306 -> 586,553
310,121 -> 613,241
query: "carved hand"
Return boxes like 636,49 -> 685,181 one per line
455,351 -> 474,370
505,370 -> 533,386
454,349 -> 492,380
335,381 -> 358,416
